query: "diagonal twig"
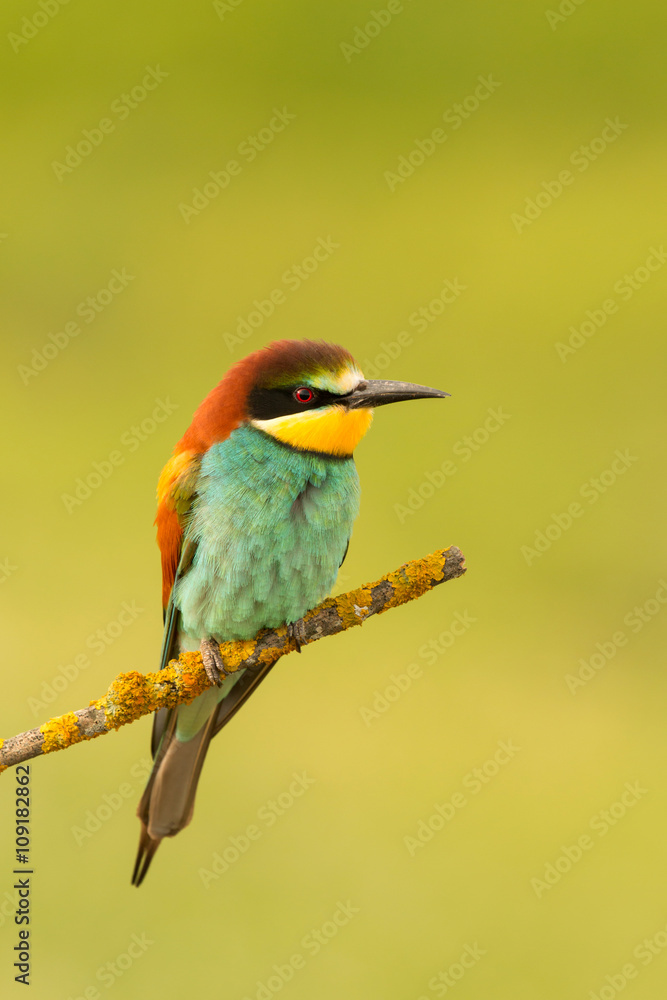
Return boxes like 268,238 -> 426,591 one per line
0,546 -> 466,770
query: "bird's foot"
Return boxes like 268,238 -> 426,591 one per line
287,619 -> 308,653
200,638 -> 226,687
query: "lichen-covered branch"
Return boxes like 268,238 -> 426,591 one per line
0,546 -> 466,771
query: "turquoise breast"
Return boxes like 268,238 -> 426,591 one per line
174,424 -> 360,641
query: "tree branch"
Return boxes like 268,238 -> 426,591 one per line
0,546 -> 466,771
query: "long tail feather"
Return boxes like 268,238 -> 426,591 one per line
132,825 -> 161,887
132,655 -> 278,885
131,704 -> 217,885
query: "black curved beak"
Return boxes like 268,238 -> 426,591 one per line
344,379 -> 450,409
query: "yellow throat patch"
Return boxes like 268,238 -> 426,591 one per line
252,405 -> 373,457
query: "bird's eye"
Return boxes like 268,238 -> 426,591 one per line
293,387 -> 314,404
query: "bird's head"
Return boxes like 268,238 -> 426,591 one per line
181,339 -> 449,458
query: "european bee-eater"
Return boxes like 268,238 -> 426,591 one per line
132,339 -> 448,885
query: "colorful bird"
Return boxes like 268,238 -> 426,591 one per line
132,339 -> 448,885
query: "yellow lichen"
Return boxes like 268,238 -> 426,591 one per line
92,645 -> 269,732
335,586 -> 374,629
40,713 -> 84,754
94,671 -> 154,729
95,662 -> 206,730
219,639 -> 257,671
381,549 -> 447,611
257,645 -> 284,666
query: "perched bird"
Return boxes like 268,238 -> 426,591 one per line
132,339 -> 448,885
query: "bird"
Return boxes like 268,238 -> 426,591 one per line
132,338 -> 448,885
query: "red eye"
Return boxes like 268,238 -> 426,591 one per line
294,387 -> 314,404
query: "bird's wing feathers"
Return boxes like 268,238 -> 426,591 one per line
155,448 -> 201,611
150,537 -> 199,756
134,451 -> 207,885
150,453 -> 201,757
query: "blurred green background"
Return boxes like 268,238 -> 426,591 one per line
2,1 -> 667,997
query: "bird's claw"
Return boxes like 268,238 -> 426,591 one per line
200,638 -> 226,687
287,619 -> 308,653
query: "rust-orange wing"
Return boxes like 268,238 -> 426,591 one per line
155,449 -> 201,610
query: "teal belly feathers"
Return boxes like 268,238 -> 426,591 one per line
174,424 -> 360,643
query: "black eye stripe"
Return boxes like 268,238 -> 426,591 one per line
248,386 -> 346,420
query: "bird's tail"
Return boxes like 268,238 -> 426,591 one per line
132,658 -> 279,886
131,692 -> 219,887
